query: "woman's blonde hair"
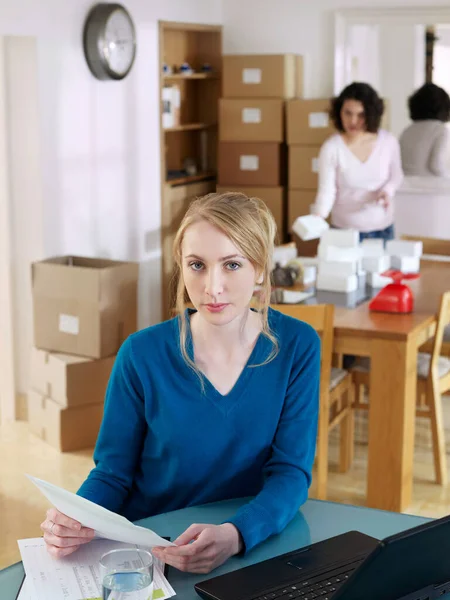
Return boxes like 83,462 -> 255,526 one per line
172,191 -> 279,382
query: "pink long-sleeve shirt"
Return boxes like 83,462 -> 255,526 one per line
313,130 -> 404,232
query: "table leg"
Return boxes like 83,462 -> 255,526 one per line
366,337 -> 417,512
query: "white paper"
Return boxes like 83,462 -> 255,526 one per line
308,112 -> 329,128
18,537 -> 175,600
59,314 -> 79,335
281,290 -> 314,304
311,157 -> 319,173
242,68 -> 261,84
26,475 -> 173,548
240,155 -> 259,171
242,107 -> 261,123
17,579 -> 32,600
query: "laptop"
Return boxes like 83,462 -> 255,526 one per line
195,513 -> 450,600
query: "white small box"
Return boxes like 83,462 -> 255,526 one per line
386,240 -> 423,258
273,244 -> 298,267
292,215 -> 329,241
362,254 -> 391,274
391,255 -> 420,273
318,259 -> 359,277
361,239 -> 385,257
316,273 -> 358,293
318,244 -> 363,262
367,272 -> 394,288
320,228 -> 359,248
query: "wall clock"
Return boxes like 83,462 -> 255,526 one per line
83,3 -> 137,81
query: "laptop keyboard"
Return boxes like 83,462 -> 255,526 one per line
250,558 -> 364,600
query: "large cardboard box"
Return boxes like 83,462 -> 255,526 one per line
219,99 -> 284,142
32,256 -> 139,358
287,99 -> 335,146
28,390 -> 104,452
218,142 -> 285,187
216,186 -> 285,240
31,347 -> 115,408
288,190 -> 317,230
288,145 -> 321,190
223,54 -> 303,99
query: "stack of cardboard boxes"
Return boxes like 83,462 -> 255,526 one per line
28,256 -> 139,452
286,98 -> 335,255
217,54 -> 303,242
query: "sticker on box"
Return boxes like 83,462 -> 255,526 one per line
59,314 -> 79,336
309,112 -> 329,128
240,155 -> 259,171
242,108 -> 261,123
242,68 -> 262,84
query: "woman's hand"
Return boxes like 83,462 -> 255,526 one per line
377,190 -> 390,208
152,523 -> 243,574
41,507 -> 95,558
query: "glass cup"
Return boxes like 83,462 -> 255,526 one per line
99,548 -> 154,600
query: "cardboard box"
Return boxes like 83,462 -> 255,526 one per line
316,273 -> 358,293
216,186 -> 284,239
222,54 -> 303,99
219,99 -> 284,142
218,142 -> 285,187
287,99 -> 335,145
288,190 -> 317,228
31,347 -> 115,408
32,256 -> 139,358
28,389 -> 104,452
289,145 -> 321,190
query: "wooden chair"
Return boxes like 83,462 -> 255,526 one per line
351,291 -> 450,485
271,303 -> 355,499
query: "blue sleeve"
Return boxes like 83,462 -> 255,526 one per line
77,336 -> 147,513
227,327 -> 320,552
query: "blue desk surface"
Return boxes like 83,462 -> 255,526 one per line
2,497 -> 448,600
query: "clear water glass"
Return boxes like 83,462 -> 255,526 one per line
99,548 -> 154,600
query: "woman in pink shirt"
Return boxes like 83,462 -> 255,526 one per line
313,82 -> 404,243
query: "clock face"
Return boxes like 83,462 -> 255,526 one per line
103,8 -> 136,77
83,3 -> 137,80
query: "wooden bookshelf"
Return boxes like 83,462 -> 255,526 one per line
159,21 -> 222,317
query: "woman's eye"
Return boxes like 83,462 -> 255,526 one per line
225,261 -> 241,271
189,261 -> 204,271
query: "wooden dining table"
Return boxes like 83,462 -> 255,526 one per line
330,258 -> 450,513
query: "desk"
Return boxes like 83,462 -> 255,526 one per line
1,497 -> 449,600
273,259 -> 450,512
331,260 -> 450,513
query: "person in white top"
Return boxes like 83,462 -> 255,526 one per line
400,83 -> 450,177
312,82 -> 404,243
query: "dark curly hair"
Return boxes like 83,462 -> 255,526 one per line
330,82 -> 384,133
408,83 -> 450,122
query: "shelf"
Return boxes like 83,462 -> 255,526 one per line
163,73 -> 218,80
166,171 -> 216,186
164,122 -> 216,132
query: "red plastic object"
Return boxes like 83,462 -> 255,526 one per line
369,269 -> 420,314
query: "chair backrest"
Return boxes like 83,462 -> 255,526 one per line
401,235 -> 450,257
429,291 -> 450,379
271,303 -> 334,405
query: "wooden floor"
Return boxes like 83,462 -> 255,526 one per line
2,412 -> 450,570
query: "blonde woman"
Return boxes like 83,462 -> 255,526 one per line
40,192 -> 320,574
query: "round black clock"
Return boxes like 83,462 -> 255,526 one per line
83,3 -> 137,81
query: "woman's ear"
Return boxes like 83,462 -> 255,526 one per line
256,273 -> 264,285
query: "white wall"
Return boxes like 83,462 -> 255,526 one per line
222,0 -> 448,98
2,0 -> 222,399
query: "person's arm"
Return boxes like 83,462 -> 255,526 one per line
76,336 -> 147,513
226,327 -> 320,553
311,139 -> 338,218
429,127 -> 450,176
379,136 -> 404,199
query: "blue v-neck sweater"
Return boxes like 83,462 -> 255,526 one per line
77,308 -> 320,552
